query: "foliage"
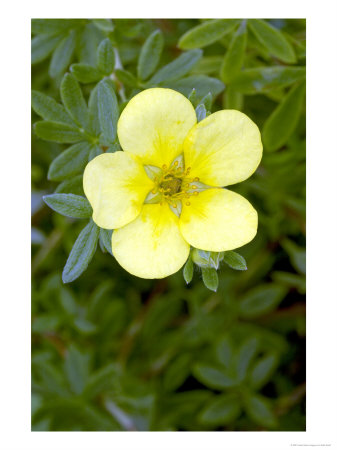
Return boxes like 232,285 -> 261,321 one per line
32,18 -> 306,431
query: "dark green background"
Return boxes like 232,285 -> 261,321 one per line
31,18 -> 306,431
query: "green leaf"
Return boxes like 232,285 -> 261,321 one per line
195,103 -> 207,122
31,19 -> 83,36
88,84 -> 101,137
89,145 -> 103,161
164,75 -> 224,102
178,19 -> 239,49
244,394 -> 277,428
31,91 -> 75,125
137,29 -> 164,80
224,86 -> 243,109
231,66 -> 305,94
55,175 -> 84,196
248,19 -> 296,64
34,121 -> 83,143
64,344 -> 90,395
198,92 -> 212,111
183,256 -> 194,284
97,79 -> 119,144
163,354 -> 191,392
199,393 -> 241,426
238,284 -> 287,319
201,267 -> 218,292
235,337 -> 259,381
215,335 -> 233,368
62,219 -> 99,283
43,193 -> 92,218
97,38 -> 115,75
31,34 -> 62,64
115,69 -> 138,88
193,364 -> 237,389
222,251 -> 247,270
220,20 -> 247,83
92,19 -> 114,33
149,49 -> 203,84
70,63 -> 102,83
99,228 -> 113,255
49,30 -> 76,78
48,141 -> 92,181
281,239 -> 306,274
262,82 -> 305,151
60,73 -> 89,128
248,353 -> 279,390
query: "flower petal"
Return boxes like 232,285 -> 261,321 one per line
183,110 -> 262,186
117,88 -> 197,167
83,152 -> 153,229
111,203 -> 190,279
179,188 -> 257,251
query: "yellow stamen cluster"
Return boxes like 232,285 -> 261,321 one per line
152,162 -> 200,207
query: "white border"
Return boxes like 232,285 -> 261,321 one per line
1,1 -> 337,449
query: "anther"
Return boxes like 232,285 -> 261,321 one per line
162,164 -> 167,170
193,177 -> 199,181
192,185 -> 197,189
193,192 -> 198,196
186,201 -> 191,206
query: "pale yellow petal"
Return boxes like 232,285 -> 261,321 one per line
183,110 -> 262,186
117,88 -> 197,167
111,203 -> 190,279
179,188 -> 257,251
83,152 -> 154,229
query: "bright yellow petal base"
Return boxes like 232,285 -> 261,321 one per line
179,188 -> 258,251
111,203 -> 190,279
83,152 -> 153,229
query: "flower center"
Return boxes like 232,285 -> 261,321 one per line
159,176 -> 182,195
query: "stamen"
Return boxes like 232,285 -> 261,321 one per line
193,177 -> 199,181
186,201 -> 191,206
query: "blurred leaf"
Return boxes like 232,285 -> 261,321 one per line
43,193 -> 92,219
262,82 -> 305,151
224,86 -> 244,109
93,19 -> 114,33
149,49 -> 203,84
193,364 -> 237,389
248,353 -> 279,390
49,30 -> 76,78
231,66 -> 305,94
97,79 -> 119,144
222,251 -> 247,270
64,344 -> 90,395
183,256 -> 194,284
201,267 -> 218,292
238,284 -> 287,319
97,38 -> 115,75
248,19 -> 296,64
115,69 -> 138,88
244,393 -> 277,428
100,228 -> 113,255
137,29 -> 164,81
178,19 -> 239,49
62,219 -> 99,283
31,34 -> 62,64
220,20 -> 247,83
199,393 -> 241,426
281,239 -> 306,274
215,335 -> 233,368
70,63 -> 102,83
48,141 -> 92,181
32,91 -> 75,125
164,75 -> 224,101
163,354 -> 191,392
32,314 -> 60,333
235,336 -> 259,381
31,19 -> 82,35
34,121 -> 83,143
60,73 -> 90,128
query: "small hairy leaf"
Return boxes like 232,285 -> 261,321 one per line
34,121 -> 83,143
31,91 -> 75,125
222,251 -> 247,270
248,19 -> 296,64
164,75 -> 224,102
195,103 -> 207,122
60,73 -> 89,128
149,49 -> 203,84
62,219 -> 99,283
49,30 -> 76,78
262,81 -> 305,151
31,34 -> 63,64
231,66 -> 305,94
97,79 -> 119,144
99,229 -> 113,255
70,64 -> 102,83
137,29 -> 164,80
183,257 -> 194,284
55,175 -> 84,196
201,267 -> 219,292
92,19 -> 114,33
97,38 -> 115,75
43,193 -> 92,218
220,20 -> 247,83
115,69 -> 138,88
31,19 -> 82,35
178,19 -> 239,49
48,142 -> 92,181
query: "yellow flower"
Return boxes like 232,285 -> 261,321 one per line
83,88 -> 262,279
